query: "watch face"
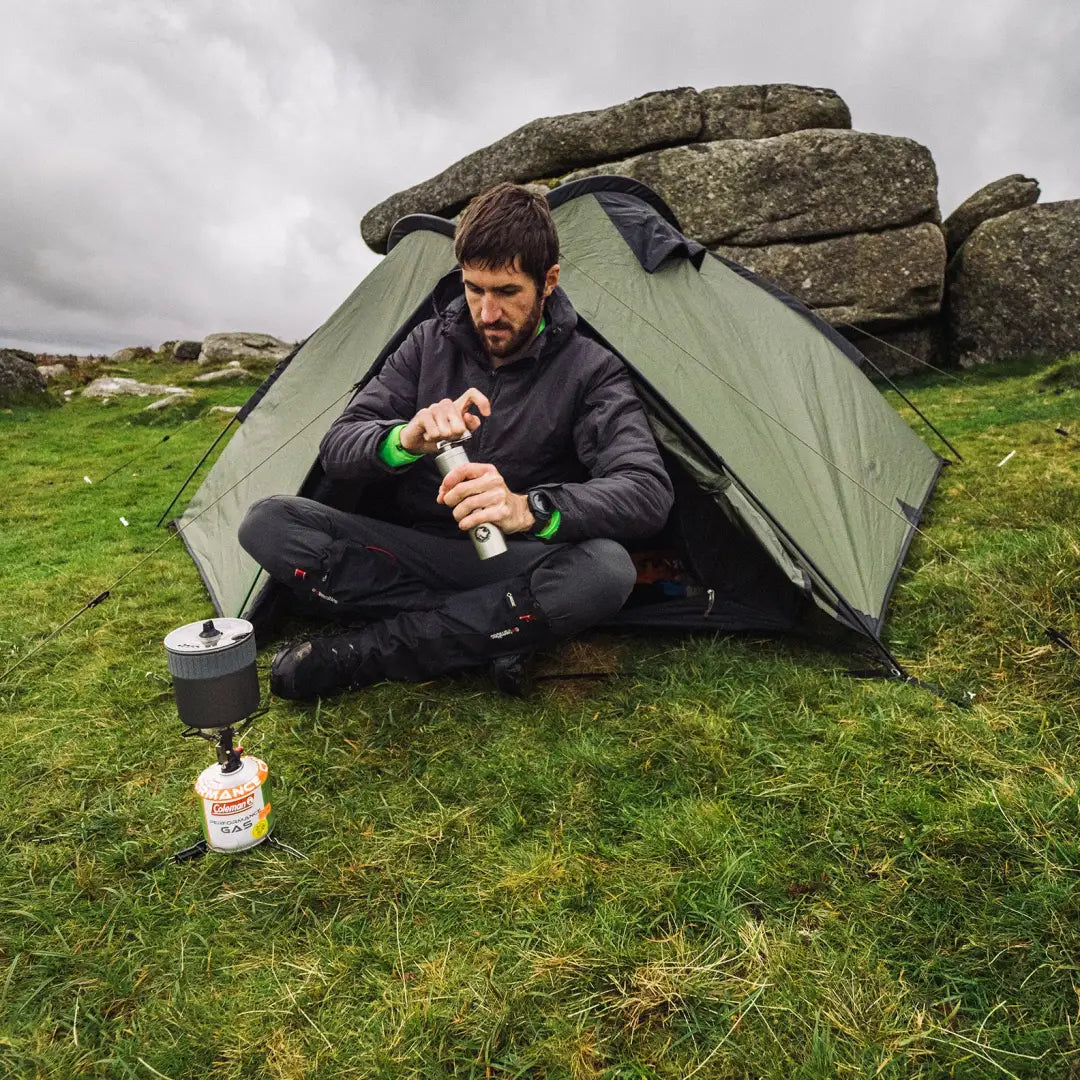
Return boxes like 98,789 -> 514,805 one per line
530,490 -> 554,516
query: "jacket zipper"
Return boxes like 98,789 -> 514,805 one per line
474,366 -> 500,459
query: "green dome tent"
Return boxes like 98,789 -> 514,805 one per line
175,178 -> 942,665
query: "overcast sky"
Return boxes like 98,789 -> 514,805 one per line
2,0 -> 1077,355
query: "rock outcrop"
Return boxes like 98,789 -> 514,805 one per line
82,376 -> 190,399
698,84 -> 850,140
358,82 -> 972,372
360,84 -> 856,253
362,89 -> 704,253
0,351 -> 48,405
108,346 -> 153,364
947,200 -> 1080,367
198,332 -> 291,366
943,174 -> 1040,257
3,347 -> 38,365
172,340 -> 203,361
564,130 -> 939,246
713,222 -> 946,326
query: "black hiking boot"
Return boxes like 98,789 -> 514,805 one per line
269,581 -> 556,702
491,651 -> 533,697
270,635 -> 365,701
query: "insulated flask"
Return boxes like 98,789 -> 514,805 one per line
435,435 -> 507,560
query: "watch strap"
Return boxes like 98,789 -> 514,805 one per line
534,509 -> 561,540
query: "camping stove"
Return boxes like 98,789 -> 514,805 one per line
164,617 -> 273,857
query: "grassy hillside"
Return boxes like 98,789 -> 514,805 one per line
1,353 -> 1078,1078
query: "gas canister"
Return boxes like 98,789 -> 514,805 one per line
194,753 -> 273,853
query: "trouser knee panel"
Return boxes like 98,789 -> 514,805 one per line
237,495 -> 301,569
532,539 -> 635,637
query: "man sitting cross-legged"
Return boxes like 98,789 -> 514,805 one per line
238,182 -> 673,700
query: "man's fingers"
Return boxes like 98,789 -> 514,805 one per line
457,494 -> 510,530
444,474 -> 501,509
441,462 -> 490,486
455,387 -> 491,418
434,398 -> 475,440
431,400 -> 456,439
407,390 -> 492,456
452,488 -> 503,524
433,458 -> 522,533
411,406 -> 449,447
436,462 -> 494,504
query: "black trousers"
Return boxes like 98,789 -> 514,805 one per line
238,495 -> 636,683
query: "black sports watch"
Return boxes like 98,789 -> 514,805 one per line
526,489 -> 557,537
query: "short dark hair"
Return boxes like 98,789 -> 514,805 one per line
454,183 -> 559,289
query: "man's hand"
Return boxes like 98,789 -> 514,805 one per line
399,388 -> 491,456
438,462 -> 535,535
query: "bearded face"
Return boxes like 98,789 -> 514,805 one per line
474,290 -> 544,359
461,259 -> 557,363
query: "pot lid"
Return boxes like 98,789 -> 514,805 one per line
164,617 -> 253,655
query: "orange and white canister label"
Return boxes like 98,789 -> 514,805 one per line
195,756 -> 272,853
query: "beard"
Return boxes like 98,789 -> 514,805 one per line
475,293 -> 544,359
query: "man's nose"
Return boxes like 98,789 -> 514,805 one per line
480,294 -> 502,324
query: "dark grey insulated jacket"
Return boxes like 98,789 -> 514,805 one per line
319,284 -> 673,543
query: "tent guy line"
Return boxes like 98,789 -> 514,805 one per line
6,189 -> 1076,680
87,416 -> 204,486
0,382 -> 360,684
838,322 -> 964,385
5,299 -> 1073,688
156,416 -> 238,526
559,250 -> 1079,663
830,322 -> 964,462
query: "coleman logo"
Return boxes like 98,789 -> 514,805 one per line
197,777 -> 261,800
212,795 -> 255,816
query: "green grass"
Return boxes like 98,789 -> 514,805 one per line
1,353 -> 1079,1078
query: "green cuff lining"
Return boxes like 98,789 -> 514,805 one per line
379,423 -> 423,468
535,509 -> 561,540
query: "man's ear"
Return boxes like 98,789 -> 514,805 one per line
542,264 -> 560,299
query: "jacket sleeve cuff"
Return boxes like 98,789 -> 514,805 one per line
534,509 -> 562,541
378,424 -> 424,468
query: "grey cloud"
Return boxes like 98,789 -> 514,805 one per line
1,0 -> 1078,353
